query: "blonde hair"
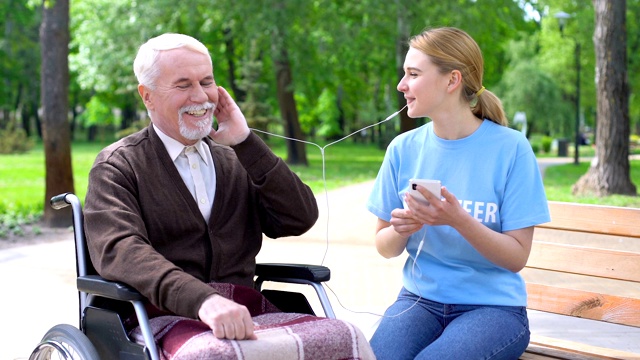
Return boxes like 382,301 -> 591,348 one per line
133,33 -> 211,90
409,27 -> 507,126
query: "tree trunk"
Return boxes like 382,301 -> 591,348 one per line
396,0 -> 414,134
120,99 -> 137,131
21,106 -> 31,137
573,0 -> 636,196
223,27 -> 246,103
336,85 -> 345,138
40,0 -> 74,227
274,46 -> 308,166
33,101 -> 42,139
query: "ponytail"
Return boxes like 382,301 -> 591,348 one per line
472,89 -> 507,126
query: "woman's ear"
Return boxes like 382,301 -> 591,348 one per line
447,70 -> 462,92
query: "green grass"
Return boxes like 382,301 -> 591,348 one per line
0,138 -> 387,218
267,138 -> 387,192
0,141 -> 111,237
1,137 -> 639,238
0,142 -> 110,215
534,144 -> 596,158
543,159 -> 640,207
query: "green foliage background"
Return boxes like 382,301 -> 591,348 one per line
4,0 -> 640,143
1,0 -> 639,236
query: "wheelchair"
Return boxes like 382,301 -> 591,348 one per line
29,193 -> 336,360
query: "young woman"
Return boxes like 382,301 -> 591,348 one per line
366,27 -> 550,359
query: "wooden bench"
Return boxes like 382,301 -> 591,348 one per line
520,201 -> 640,360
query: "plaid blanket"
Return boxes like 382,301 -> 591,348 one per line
128,283 -> 375,360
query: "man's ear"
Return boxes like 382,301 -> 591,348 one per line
138,84 -> 154,110
447,70 -> 462,93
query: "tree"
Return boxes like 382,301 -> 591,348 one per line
40,0 -> 74,226
395,0 -> 413,134
269,1 -> 308,166
498,37 -> 572,137
537,0 -> 596,142
572,0 -> 636,196
628,0 -> 640,134
0,0 -> 41,137
66,0 -> 536,147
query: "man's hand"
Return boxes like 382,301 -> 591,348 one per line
209,86 -> 250,146
198,294 -> 257,340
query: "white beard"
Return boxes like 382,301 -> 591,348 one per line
178,102 -> 216,140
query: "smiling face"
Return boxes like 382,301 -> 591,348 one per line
139,47 -> 218,145
397,47 -> 451,119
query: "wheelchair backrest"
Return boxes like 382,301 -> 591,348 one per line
50,193 -> 99,278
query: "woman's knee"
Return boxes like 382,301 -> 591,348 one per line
370,296 -> 444,359
416,306 -> 529,360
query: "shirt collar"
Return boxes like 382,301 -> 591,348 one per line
192,141 -> 210,166
153,124 -> 209,166
154,124 -> 185,161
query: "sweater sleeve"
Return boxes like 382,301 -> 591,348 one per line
231,132 -> 319,238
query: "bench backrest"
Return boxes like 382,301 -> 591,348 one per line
526,201 -> 640,328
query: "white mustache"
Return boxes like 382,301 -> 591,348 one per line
179,102 -> 216,115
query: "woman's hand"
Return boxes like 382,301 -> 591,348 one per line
389,207 -> 424,238
404,185 -> 464,227
375,208 -> 423,259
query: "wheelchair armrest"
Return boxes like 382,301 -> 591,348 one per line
77,274 -> 146,301
255,263 -> 331,283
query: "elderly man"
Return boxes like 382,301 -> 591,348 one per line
83,33 -> 318,341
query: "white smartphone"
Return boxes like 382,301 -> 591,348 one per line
407,179 -> 442,205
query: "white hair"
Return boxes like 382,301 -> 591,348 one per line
133,33 -> 211,90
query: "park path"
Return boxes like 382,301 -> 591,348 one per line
1,156 -> 639,359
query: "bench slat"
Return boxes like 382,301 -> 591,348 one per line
526,283 -> 640,327
524,201 -> 640,359
539,202 -> 640,238
521,335 -> 640,359
527,241 -> 640,282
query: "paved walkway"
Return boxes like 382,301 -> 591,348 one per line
1,157 -> 639,359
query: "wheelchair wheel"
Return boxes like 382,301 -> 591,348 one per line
29,324 -> 99,360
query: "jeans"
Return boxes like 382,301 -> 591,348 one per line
370,288 -> 530,360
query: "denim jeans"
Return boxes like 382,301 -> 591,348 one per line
370,288 -> 530,360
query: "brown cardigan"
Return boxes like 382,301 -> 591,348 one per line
84,125 -> 318,319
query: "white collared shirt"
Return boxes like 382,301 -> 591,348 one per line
154,124 -> 216,221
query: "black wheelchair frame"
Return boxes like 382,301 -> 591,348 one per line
29,193 -> 335,360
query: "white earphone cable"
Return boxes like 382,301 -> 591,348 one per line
252,104 -> 424,318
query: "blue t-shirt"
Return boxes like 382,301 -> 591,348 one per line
367,120 -> 550,306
